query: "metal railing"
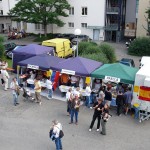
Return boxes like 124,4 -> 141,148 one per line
106,7 -> 119,13
105,24 -> 118,30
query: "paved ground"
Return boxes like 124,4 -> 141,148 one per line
1,35 -> 148,150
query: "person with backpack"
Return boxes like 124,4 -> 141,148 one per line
50,120 -> 63,150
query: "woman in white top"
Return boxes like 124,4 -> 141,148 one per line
1,67 -> 10,90
46,77 -> 53,99
98,86 -> 105,101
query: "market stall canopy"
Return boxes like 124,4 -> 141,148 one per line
12,44 -> 54,72
51,57 -> 103,76
18,54 -> 65,71
91,63 -> 138,84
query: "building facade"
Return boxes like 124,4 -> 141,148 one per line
0,0 -> 139,41
136,0 -> 150,37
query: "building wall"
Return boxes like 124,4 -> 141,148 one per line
136,0 -> 150,37
125,0 -> 136,23
53,0 -> 106,40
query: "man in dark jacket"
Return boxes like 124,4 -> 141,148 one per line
116,91 -> 125,116
89,98 -> 104,132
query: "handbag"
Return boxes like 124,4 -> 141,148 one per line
59,130 -> 64,138
49,129 -> 56,141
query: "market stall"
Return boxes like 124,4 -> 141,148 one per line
51,56 -> 103,98
12,44 -> 54,72
91,63 -> 139,106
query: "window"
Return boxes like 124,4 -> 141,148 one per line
81,23 -> 87,28
69,7 -> 74,15
68,22 -> 74,28
41,24 -> 45,30
82,7 -> 88,15
35,24 -> 40,30
0,10 -> 3,15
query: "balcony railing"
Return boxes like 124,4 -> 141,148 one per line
106,7 -> 119,14
105,24 -> 118,31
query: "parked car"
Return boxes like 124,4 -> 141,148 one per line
6,45 -> 25,59
52,33 -> 63,38
71,35 -> 91,45
62,33 -> 76,41
4,42 -> 17,53
119,58 -> 135,67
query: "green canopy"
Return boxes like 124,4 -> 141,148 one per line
91,63 -> 139,84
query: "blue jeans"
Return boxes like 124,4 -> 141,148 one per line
85,96 -> 91,108
134,106 -> 139,119
71,109 -> 78,123
48,89 -> 53,98
55,137 -> 62,150
13,93 -> 18,105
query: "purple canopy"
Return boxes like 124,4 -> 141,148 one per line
51,57 -> 103,76
12,44 -> 54,72
18,54 -> 64,71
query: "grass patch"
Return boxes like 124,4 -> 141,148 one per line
4,57 -> 12,67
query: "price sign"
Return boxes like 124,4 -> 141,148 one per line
105,76 -> 120,83
27,64 -> 39,70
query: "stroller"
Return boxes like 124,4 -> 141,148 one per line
22,87 -> 35,101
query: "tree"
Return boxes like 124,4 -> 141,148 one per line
0,35 -> 5,59
9,0 -> 70,36
143,7 -> 150,35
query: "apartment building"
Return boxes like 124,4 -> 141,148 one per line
136,0 -> 150,37
0,0 -> 138,42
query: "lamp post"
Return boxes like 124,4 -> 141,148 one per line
74,29 -> 81,57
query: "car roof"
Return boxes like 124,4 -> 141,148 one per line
120,58 -> 133,62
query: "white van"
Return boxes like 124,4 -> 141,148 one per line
139,56 -> 150,68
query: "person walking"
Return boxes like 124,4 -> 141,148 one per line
1,67 -> 10,91
89,99 -> 104,132
101,104 -> 110,135
34,78 -> 42,105
124,87 -> 133,115
85,84 -> 92,108
105,87 -> 112,107
66,88 -> 73,116
46,77 -> 53,100
10,77 -> 20,106
116,91 -> 125,116
51,120 -> 63,150
69,96 -> 80,125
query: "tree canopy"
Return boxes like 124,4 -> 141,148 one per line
145,7 -> 150,35
9,0 -> 70,36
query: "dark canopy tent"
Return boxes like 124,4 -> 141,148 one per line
51,57 -> 103,76
12,44 -> 54,72
18,54 -> 65,71
91,63 -> 138,84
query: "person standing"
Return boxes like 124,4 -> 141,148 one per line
124,87 -> 133,115
10,77 -> 19,106
70,75 -> 78,87
98,86 -> 105,101
46,77 -> 53,100
105,87 -> 112,107
89,99 -> 104,132
101,104 -> 110,135
66,88 -> 73,116
116,91 -> 125,116
85,84 -> 92,108
51,120 -> 63,150
69,96 -> 80,125
1,67 -> 10,91
34,78 -> 42,105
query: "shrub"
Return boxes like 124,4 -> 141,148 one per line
99,43 -> 116,63
85,45 -> 101,54
78,42 -> 92,55
128,37 -> 150,56
80,52 -> 109,64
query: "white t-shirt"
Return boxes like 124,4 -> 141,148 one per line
85,86 -> 91,96
1,70 -> 9,80
46,79 -> 52,89
66,91 -> 71,100
71,76 -> 78,84
10,81 -> 19,94
53,123 -> 62,138
99,91 -> 105,99
79,78 -> 84,89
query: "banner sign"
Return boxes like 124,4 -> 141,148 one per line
27,64 -> 39,70
105,76 -> 120,83
139,86 -> 150,102
61,69 -> 75,75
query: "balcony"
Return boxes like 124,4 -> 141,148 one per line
105,24 -> 118,31
106,7 -> 119,14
